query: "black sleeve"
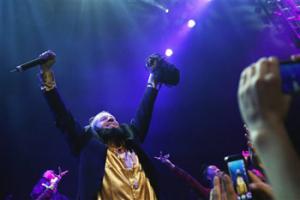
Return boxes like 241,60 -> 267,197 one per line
43,88 -> 91,155
170,166 -> 210,199
131,87 -> 158,143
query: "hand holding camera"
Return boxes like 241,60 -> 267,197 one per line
146,53 -> 180,87
238,57 -> 291,139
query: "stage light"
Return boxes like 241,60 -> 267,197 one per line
187,19 -> 196,28
165,9 -> 169,13
165,48 -> 173,57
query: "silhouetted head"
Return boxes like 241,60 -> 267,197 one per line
43,170 -> 56,180
204,165 -> 220,187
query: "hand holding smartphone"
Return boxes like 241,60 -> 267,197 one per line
224,154 -> 253,200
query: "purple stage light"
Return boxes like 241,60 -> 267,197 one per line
165,49 -> 173,57
165,9 -> 169,13
187,19 -> 196,28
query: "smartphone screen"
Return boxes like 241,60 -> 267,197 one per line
225,155 -> 253,200
280,61 -> 300,94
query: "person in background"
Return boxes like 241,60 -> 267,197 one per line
203,165 -> 221,189
31,167 -> 68,200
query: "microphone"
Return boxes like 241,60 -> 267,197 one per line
10,50 -> 56,72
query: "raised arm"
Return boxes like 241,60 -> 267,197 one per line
131,54 -> 180,142
155,152 -> 210,199
39,50 -> 89,154
238,56 -> 300,199
131,73 -> 159,142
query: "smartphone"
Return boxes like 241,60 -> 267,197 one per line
280,60 -> 300,94
224,154 -> 253,200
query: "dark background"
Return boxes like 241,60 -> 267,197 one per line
0,0 -> 298,199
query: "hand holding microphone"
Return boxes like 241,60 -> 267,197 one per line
39,50 -> 56,72
10,50 -> 56,72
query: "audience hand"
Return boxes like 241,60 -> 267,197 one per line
238,57 -> 290,141
210,174 -> 237,200
238,56 -> 300,200
248,170 -> 274,200
154,151 -> 175,168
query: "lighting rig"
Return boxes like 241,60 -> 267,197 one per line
254,0 -> 300,46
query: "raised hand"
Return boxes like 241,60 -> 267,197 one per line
154,151 -> 175,168
146,53 -> 180,86
238,57 -> 291,143
57,166 -> 69,179
210,174 -> 237,200
39,50 -> 56,72
248,170 -> 274,200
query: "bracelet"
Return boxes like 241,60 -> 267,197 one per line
147,82 -> 161,90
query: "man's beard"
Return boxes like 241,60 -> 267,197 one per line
96,124 -> 134,145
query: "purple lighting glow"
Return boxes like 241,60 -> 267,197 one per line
187,19 -> 196,28
165,49 -> 173,57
